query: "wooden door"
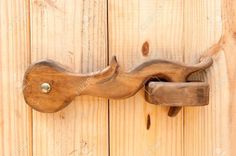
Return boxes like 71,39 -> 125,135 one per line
1,0 -> 236,156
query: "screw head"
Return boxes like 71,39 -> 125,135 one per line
41,83 -> 51,93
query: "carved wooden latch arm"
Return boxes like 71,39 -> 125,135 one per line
23,56 -> 213,117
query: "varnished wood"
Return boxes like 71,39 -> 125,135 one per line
23,56 -> 212,113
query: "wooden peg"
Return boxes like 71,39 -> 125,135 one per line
145,82 -> 209,107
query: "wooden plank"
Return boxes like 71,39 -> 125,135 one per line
218,0 -> 236,155
30,0 -> 108,155
0,0 -> 32,155
108,0 -> 184,155
183,0 -> 229,156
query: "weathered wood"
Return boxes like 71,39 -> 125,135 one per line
30,0 -> 109,155
145,82 -> 209,107
23,56 -> 212,113
0,0 -> 32,155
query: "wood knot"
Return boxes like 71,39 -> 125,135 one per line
142,41 -> 149,56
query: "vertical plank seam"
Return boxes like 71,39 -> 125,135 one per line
107,0 -> 111,156
106,0 -> 110,64
26,0 -> 33,155
183,0 -> 185,156
0,7 -> 4,153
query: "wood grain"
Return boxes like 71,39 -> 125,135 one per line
108,0 -> 185,155
30,0 -> 108,155
183,0 -> 229,156
217,0 -> 236,155
0,0 -> 32,155
1,0 -> 236,155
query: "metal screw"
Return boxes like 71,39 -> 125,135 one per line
41,83 -> 51,93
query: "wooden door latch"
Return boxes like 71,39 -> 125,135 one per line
23,56 -> 213,117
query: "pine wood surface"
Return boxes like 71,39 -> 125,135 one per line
30,0 -> 108,155
1,0 -> 236,156
0,0 -> 32,155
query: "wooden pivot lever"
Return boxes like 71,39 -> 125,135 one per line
23,56 -> 213,116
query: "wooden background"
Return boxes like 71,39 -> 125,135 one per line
0,0 -> 236,155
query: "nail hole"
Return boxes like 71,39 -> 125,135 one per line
147,114 -> 151,130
